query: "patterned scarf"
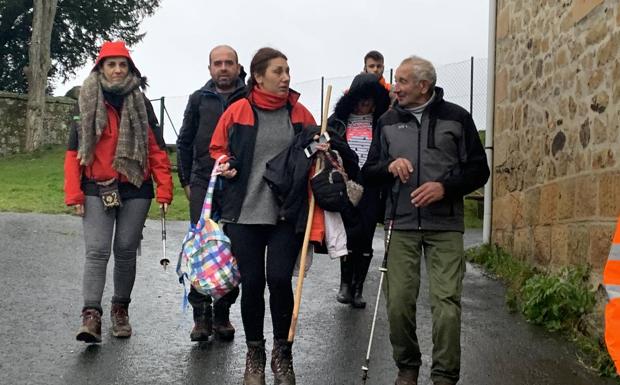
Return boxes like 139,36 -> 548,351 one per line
77,71 -> 149,187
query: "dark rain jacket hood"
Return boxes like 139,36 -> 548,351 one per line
329,73 -> 391,136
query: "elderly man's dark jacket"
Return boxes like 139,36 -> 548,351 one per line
362,87 -> 489,232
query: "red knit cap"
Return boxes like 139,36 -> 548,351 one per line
93,41 -> 140,75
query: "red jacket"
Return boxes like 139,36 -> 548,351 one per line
64,102 -> 173,205
209,88 -> 325,242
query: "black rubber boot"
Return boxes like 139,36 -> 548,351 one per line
190,302 -> 212,342
244,340 -> 266,385
271,339 -> 295,385
336,256 -> 353,304
351,252 -> 373,309
213,299 -> 235,341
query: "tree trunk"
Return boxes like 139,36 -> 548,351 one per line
25,0 -> 58,152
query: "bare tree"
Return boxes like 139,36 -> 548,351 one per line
25,0 -> 58,152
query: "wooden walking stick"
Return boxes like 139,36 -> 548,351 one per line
288,85 -> 332,343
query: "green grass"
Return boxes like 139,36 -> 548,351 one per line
0,146 -> 485,227
464,199 -> 483,228
0,145 -> 189,220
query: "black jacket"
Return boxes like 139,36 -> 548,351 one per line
362,87 -> 490,232
327,73 -> 391,248
263,126 -> 359,234
176,78 -> 245,187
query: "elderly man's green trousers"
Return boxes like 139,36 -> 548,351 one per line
385,230 -> 465,385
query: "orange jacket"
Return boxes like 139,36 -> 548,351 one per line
604,216 -> 620,374
379,76 -> 391,92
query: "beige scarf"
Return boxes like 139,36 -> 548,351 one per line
77,71 -> 149,187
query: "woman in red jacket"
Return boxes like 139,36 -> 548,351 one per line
63,41 -> 173,344
210,47 -> 317,385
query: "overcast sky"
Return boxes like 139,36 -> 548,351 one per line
56,0 -> 491,142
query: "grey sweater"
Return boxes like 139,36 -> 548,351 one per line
236,107 -> 293,225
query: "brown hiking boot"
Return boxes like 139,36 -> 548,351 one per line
76,308 -> 102,343
110,303 -> 132,338
243,340 -> 266,385
271,339 -> 295,385
213,301 -> 235,341
190,302 -> 212,342
395,367 -> 419,385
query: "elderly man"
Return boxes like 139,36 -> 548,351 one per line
176,45 -> 245,342
363,56 -> 489,385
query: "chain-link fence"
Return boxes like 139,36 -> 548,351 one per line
151,57 -> 488,145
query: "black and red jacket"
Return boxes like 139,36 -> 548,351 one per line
209,88 -> 316,224
64,96 -> 173,206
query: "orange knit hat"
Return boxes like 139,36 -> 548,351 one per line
92,41 -> 140,76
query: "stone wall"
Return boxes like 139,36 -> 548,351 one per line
0,92 -> 76,156
493,0 -> 620,274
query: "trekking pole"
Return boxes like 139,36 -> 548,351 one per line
288,85 -> 332,343
159,206 -> 170,270
361,181 -> 400,384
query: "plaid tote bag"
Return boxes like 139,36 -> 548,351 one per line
176,156 -> 240,301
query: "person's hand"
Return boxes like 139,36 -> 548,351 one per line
316,142 -> 330,152
159,202 -> 169,213
73,204 -> 84,217
218,162 -> 237,179
313,134 -> 330,152
388,158 -> 414,183
411,182 -> 444,207
183,185 -> 191,200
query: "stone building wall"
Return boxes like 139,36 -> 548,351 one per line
493,0 -> 620,274
0,92 -> 76,157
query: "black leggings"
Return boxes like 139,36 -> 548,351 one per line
226,221 -> 303,342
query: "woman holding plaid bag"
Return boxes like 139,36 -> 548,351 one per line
210,47 -> 320,385
64,41 -> 173,343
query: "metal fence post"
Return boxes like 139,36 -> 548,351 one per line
389,68 -> 393,84
159,96 -> 165,134
469,57 -> 474,115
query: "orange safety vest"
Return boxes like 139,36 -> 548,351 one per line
604,216 -> 620,374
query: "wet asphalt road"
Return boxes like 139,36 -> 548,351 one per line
0,212 -> 618,385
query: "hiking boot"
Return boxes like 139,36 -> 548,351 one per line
110,303 -> 132,338
213,300 -> 235,341
190,302 -> 212,342
244,340 -> 266,385
336,257 -> 353,304
271,339 -> 295,385
76,308 -> 102,343
394,367 -> 419,385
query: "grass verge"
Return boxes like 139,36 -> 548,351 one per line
0,145 -> 188,220
0,146 -> 485,226
466,244 -> 618,377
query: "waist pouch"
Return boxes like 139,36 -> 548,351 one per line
97,179 -> 122,210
